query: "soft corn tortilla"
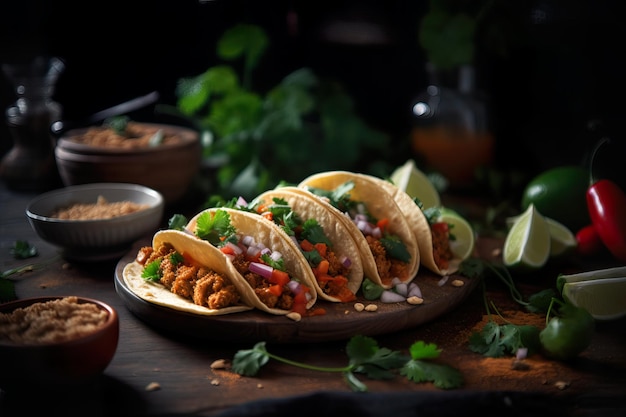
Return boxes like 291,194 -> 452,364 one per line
298,171 -> 420,288
366,174 -> 463,276
251,186 -> 365,302
122,230 -> 255,315
185,207 -> 318,315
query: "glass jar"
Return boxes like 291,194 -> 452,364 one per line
410,63 -> 494,189
1,56 -> 64,191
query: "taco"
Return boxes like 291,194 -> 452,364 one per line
122,229 -> 256,315
185,207 -> 318,316
240,186 -> 365,303
298,171 -> 420,289
359,174 -> 460,276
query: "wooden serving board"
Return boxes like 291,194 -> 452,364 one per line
114,238 -> 480,344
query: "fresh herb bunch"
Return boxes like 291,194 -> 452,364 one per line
458,258 -> 594,361
174,24 -> 390,201
232,335 -> 463,391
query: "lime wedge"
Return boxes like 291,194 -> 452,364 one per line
503,204 -> 551,271
556,266 -> 626,293
562,276 -> 626,320
506,215 -> 576,258
545,217 -> 577,257
390,159 -> 440,209
438,208 -> 475,261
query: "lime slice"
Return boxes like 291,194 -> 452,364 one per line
562,276 -> 626,320
390,159 -> 440,209
438,207 -> 475,260
503,204 -> 551,271
506,215 -> 576,258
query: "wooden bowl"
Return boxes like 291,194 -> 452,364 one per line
0,296 -> 119,391
54,122 -> 202,204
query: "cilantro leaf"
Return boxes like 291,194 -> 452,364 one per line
301,218 -> 331,246
168,214 -> 188,231
380,235 -> 411,263
195,209 -> 236,246
141,260 -> 162,282
401,360 -> 464,389
10,240 -> 38,259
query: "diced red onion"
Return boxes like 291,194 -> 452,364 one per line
516,348 -> 528,360
356,220 -> 371,234
380,290 -> 406,303
408,282 -> 422,298
260,247 -> 271,255
353,213 -> 368,223
395,283 -> 408,297
270,251 -> 282,261
248,262 -> 273,279
236,196 -> 248,207
339,255 -> 351,268
371,227 -> 382,239
242,235 -> 255,247
286,280 -> 300,294
247,245 -> 261,258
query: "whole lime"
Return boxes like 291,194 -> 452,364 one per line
521,166 -> 590,232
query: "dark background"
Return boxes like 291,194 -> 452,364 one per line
1,0 -> 625,186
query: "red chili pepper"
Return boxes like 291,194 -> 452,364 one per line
586,138 -> 626,263
575,224 -> 605,257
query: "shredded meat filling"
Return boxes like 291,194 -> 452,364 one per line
136,244 -> 241,310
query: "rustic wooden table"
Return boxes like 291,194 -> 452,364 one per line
1,182 -> 625,417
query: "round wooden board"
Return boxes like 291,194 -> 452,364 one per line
114,238 -> 479,344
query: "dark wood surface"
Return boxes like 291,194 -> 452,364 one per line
1,183 -> 625,417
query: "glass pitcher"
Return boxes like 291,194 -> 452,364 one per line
1,56 -> 64,191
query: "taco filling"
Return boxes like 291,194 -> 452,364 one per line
188,208 -> 315,316
136,241 -> 244,310
302,180 -> 412,286
243,195 -> 357,302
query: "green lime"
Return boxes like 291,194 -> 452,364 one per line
506,215 -> 577,258
562,276 -> 626,321
503,204 -> 551,272
390,159 -> 440,209
521,166 -> 590,232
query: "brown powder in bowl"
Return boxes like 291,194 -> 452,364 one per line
51,195 -> 150,220
0,296 -> 108,344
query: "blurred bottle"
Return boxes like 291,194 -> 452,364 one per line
1,56 -> 64,192
410,63 -> 494,190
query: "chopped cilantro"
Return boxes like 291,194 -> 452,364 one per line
141,260 -> 162,282
380,235 -> 411,263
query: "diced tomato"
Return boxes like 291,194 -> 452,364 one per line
314,242 -> 327,257
300,239 -> 314,252
431,222 -> 449,234
262,211 -> 273,221
268,284 -> 283,297
220,245 -> 235,256
316,259 -> 330,275
269,268 -> 290,286
377,218 -> 390,232
292,291 -> 308,316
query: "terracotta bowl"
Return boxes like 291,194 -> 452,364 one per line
0,296 -> 119,391
54,122 -> 202,204
26,183 -> 164,261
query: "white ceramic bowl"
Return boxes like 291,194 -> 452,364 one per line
26,183 -> 164,261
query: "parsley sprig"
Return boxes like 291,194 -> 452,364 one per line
232,335 -> 463,391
